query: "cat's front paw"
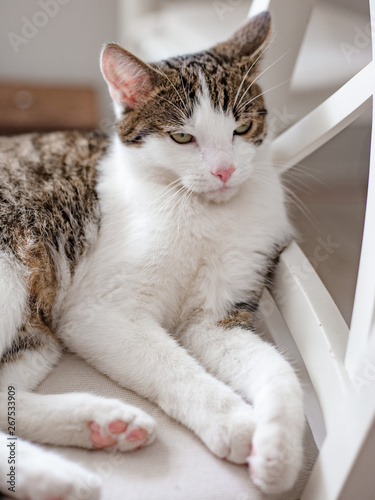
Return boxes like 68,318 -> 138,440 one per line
247,422 -> 304,494
202,405 -> 256,464
86,398 -> 157,452
58,393 -> 157,451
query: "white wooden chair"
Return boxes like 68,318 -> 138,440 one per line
249,0 -> 375,498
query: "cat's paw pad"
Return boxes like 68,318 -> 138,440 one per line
62,394 -> 156,451
203,406 -> 255,464
247,423 -> 303,494
88,409 -> 155,452
89,420 -> 149,449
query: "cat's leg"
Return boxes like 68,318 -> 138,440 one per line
0,332 -> 156,452
59,310 -> 256,464
0,329 -> 63,393
0,391 -> 156,452
180,320 -> 305,495
0,334 -> 102,500
0,430 -> 100,500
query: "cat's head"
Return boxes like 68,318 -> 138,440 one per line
101,12 -> 270,203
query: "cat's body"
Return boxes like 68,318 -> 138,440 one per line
0,13 -> 305,500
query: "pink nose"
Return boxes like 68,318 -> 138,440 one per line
211,166 -> 236,184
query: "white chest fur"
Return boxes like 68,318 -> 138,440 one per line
74,147 -> 292,332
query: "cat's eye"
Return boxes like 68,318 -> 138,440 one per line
234,123 -> 253,135
170,132 -> 193,144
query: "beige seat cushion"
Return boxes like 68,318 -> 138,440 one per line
27,352 -> 318,500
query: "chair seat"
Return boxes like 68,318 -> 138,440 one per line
31,352 -> 318,500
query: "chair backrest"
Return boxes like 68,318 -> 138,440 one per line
249,0 -> 315,135
255,0 -> 375,497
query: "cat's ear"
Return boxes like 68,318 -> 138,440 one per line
101,44 -> 158,110
212,11 -> 271,65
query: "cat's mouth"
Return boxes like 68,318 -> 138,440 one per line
201,184 -> 239,203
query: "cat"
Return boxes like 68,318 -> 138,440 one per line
0,11 -> 305,500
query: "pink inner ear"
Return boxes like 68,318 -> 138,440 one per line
102,49 -> 153,109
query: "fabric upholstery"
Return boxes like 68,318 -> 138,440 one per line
31,352 -> 318,500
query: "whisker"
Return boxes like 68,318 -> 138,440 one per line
176,188 -> 193,237
180,69 -> 191,114
284,169 -> 326,189
283,186 -> 318,229
143,178 -> 184,210
251,169 -> 316,228
150,185 -> 190,264
187,72 -> 193,111
257,160 -> 325,181
238,115 -> 264,125
236,79 -> 290,114
148,190 -> 186,257
155,64 -> 188,115
233,32 -> 277,110
235,48 -> 291,112
282,176 -> 315,196
156,95 -> 186,122
152,185 -> 186,218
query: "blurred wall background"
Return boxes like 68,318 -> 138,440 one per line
0,0 -> 117,131
0,0 -> 370,127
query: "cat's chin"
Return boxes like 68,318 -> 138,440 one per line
201,185 -> 240,203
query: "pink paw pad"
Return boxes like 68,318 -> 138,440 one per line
89,420 -> 149,449
127,428 -> 148,449
127,428 -> 148,442
89,421 -> 120,448
108,420 -> 129,434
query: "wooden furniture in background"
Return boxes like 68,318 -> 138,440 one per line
0,83 -> 98,135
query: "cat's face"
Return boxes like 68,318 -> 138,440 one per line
101,12 -> 270,203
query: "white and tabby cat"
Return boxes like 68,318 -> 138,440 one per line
0,12 -> 305,500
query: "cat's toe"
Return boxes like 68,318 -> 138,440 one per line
203,405 -> 255,464
247,423 -> 303,494
109,419 -> 129,433
127,427 -> 149,445
88,410 -> 156,452
89,421 -> 119,448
